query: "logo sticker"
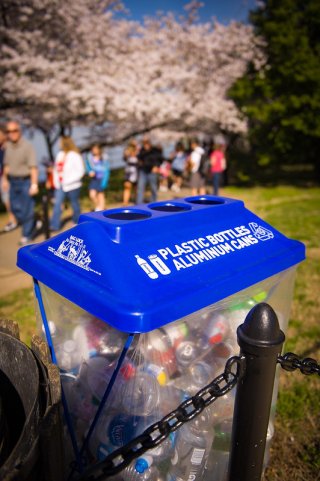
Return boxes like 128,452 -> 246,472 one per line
48,235 -> 101,275
249,222 -> 274,241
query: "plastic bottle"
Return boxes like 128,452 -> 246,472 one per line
42,319 -> 57,337
149,433 -> 175,463
144,363 -> 167,386
159,384 -> 187,413
167,410 -> 214,481
84,316 -> 106,351
227,307 -> 250,333
98,327 -> 128,360
174,360 -> 217,396
81,355 -> 115,403
56,339 -> 83,372
90,412 -> 161,463
204,313 -> 229,346
119,371 -> 161,416
201,341 -> 236,371
73,325 -> 90,359
143,330 -> 178,379
175,340 -> 199,368
134,455 -> 153,474
89,412 -> 143,462
61,370 -> 98,442
120,465 -> 161,481
162,322 -> 189,349
204,418 -> 232,481
134,433 -> 175,473
210,391 -> 235,423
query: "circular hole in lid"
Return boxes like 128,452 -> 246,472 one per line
104,209 -> 151,220
149,202 -> 191,212
185,196 -> 225,205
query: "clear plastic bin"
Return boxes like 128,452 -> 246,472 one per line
17,195 -> 305,480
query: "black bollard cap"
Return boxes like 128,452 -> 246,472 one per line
237,302 -> 285,351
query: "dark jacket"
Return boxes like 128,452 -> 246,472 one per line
138,146 -> 163,174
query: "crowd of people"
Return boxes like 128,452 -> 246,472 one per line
121,135 -> 227,204
0,120 -> 227,245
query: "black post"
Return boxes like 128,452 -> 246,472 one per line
227,303 -> 285,481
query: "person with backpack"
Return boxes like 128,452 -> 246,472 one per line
187,138 -> 206,196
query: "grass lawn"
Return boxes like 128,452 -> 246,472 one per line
0,185 -> 319,480
226,186 -> 320,481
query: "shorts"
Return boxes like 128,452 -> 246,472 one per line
172,169 -> 183,177
190,171 -> 205,189
89,178 -> 104,192
124,166 -> 138,184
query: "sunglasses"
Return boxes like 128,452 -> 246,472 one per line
6,129 -> 20,134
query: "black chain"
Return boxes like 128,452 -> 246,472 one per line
277,352 -> 320,375
80,355 -> 243,481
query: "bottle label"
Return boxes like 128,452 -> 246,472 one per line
190,448 -> 205,465
108,414 -> 140,446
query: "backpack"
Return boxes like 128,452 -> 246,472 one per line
198,152 -> 211,178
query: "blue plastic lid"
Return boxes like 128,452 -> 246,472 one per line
17,196 -> 305,333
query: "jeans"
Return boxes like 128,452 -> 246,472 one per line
136,171 -> 158,204
212,172 -> 221,195
50,187 -> 81,230
9,177 -> 35,238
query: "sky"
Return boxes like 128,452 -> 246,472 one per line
122,0 -> 258,25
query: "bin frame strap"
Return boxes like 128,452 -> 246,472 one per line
75,333 -> 135,476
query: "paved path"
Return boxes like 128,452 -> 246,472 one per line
0,225 -> 34,297
0,217 -> 74,297
0,187 -> 198,297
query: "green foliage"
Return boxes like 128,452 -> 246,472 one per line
229,0 -> 320,183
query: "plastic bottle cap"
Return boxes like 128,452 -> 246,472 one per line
157,371 -> 167,386
209,333 -> 223,344
120,362 -> 136,380
135,458 -> 149,473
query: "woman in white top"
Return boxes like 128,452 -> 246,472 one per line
50,136 -> 85,231
188,138 -> 206,196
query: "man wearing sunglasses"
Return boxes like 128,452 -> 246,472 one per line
2,121 -> 39,245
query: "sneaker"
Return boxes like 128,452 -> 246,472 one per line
171,184 -> 181,193
36,219 -> 43,230
19,236 -> 31,246
3,221 -> 18,232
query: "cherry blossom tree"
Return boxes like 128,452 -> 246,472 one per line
0,0 -> 261,157
0,0 -> 128,157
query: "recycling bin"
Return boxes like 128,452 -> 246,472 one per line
17,195 -> 305,481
